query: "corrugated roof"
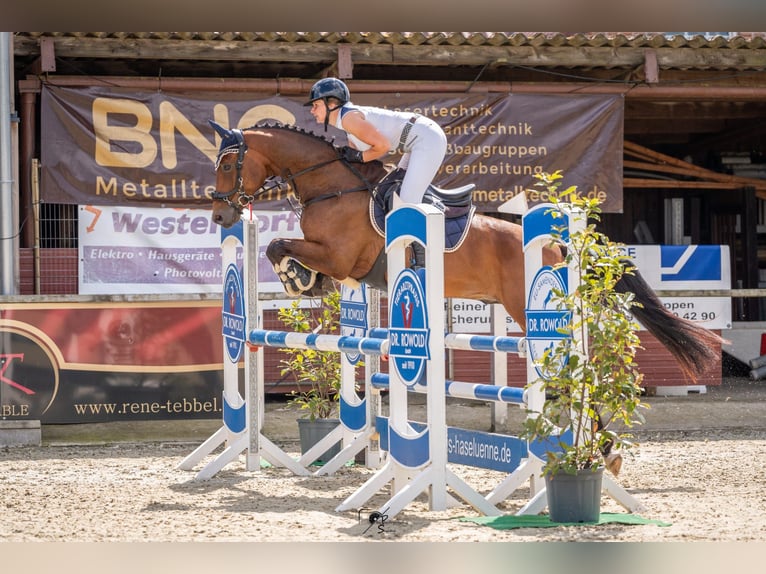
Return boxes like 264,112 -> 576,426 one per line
15,31 -> 766,50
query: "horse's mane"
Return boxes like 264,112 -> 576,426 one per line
248,120 -> 388,177
250,120 -> 340,148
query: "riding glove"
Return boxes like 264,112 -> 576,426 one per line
340,146 -> 364,163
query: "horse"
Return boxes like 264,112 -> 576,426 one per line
208,120 -> 725,389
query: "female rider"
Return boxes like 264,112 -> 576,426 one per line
305,77 -> 448,207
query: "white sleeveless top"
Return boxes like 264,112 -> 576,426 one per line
335,104 -> 411,153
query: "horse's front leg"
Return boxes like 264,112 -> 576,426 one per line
266,238 -> 359,297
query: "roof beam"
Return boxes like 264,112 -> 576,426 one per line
626,101 -> 766,119
19,75 -> 766,102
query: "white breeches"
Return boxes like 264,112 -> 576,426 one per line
397,117 -> 448,204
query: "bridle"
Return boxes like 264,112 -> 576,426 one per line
212,128 -> 375,215
211,129 -> 262,213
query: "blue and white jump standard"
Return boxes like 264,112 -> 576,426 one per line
336,200 -> 643,520
177,220 -> 313,478
336,204 -> 511,518
179,217 -> 384,480
502,193 -> 643,515
180,200 -> 641,518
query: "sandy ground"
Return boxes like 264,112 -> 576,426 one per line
2,377 -> 766,544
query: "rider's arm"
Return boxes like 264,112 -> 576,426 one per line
340,110 -> 391,162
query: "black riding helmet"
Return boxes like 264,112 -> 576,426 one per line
304,77 -> 350,131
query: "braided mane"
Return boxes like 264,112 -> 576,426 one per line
248,120 -> 388,177
250,120 -> 341,150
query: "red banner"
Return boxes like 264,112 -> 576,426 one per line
0,301 -> 224,423
41,85 -> 624,212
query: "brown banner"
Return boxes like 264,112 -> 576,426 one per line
41,85 -> 623,212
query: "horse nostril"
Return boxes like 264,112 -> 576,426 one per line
212,213 -> 223,224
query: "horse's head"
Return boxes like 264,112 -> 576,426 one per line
208,119 -> 389,228
209,120 -> 270,228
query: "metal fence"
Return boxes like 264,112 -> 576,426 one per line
21,202 -> 78,295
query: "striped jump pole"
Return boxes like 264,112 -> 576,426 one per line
369,372 -> 527,405
369,327 -> 526,356
248,329 -> 390,357
246,320 -> 390,476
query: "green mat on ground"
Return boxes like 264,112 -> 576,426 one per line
461,512 -> 671,530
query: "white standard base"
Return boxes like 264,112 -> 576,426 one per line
654,385 -> 707,396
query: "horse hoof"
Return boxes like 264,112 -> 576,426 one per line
282,278 -> 303,297
277,258 -> 291,273
285,259 -> 316,292
604,452 -> 622,476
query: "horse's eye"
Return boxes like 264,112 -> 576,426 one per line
221,164 -> 233,173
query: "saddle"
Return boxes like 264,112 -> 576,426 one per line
370,168 -> 476,249
361,168 -> 476,291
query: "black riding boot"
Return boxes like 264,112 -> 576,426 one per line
410,242 -> 426,270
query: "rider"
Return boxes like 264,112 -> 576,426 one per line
305,77 -> 448,207
305,77 -> 447,269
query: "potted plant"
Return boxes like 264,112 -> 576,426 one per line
522,171 -> 648,522
277,287 -> 342,463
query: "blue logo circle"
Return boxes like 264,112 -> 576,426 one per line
389,269 -> 430,387
222,263 -> 245,363
526,266 -> 569,380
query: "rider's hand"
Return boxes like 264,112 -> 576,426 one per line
340,146 -> 364,163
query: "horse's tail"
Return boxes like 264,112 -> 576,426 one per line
616,260 -> 727,383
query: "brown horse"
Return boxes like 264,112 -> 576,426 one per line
208,120 -> 723,385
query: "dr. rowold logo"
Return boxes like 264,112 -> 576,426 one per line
525,266 -> 570,380
388,269 -> 430,387
222,264 -> 245,363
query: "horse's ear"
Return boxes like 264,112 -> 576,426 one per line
209,120 -> 231,138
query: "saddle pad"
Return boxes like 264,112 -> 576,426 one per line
369,199 -> 474,253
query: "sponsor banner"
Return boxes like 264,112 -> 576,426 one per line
0,302 -> 224,423
379,418 -> 526,473
622,244 -> 732,329
447,427 -> 526,473
447,300 -> 523,334
78,205 -> 222,294
43,85 -> 624,212
78,205 -> 302,298
448,244 -> 732,333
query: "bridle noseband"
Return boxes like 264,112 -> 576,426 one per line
212,128 -> 374,215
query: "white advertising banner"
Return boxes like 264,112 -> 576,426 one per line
448,244 -> 732,333
78,206 -> 302,298
447,300 -> 522,334
622,244 -> 731,330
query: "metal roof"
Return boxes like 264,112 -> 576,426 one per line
15,31 -> 766,49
